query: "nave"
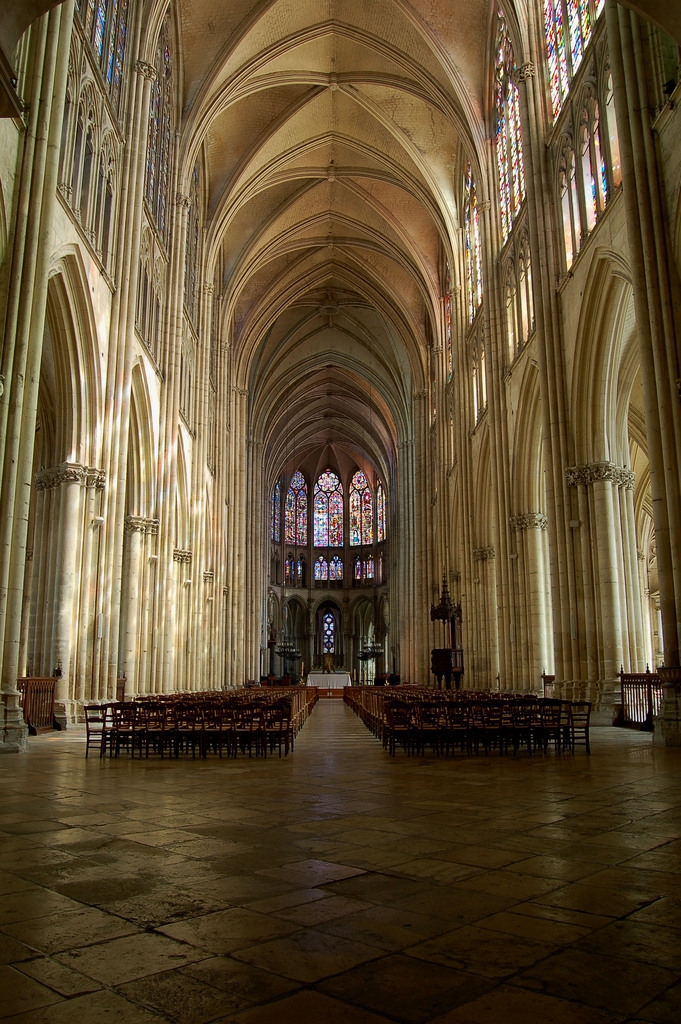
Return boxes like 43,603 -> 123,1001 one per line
1,702 -> 681,1022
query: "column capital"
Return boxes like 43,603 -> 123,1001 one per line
173,548 -> 193,563
135,60 -> 157,81
566,462 -> 635,489
34,462 -> 105,491
518,62 -> 537,81
125,515 -> 159,535
510,512 -> 548,532
473,546 -> 495,561
175,192 -> 191,210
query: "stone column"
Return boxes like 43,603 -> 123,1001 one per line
0,3 -> 73,751
510,513 -> 550,690
605,1 -> 681,670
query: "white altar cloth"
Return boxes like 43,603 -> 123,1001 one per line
307,672 -> 352,689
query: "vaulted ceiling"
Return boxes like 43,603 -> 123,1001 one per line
155,0 -> 671,487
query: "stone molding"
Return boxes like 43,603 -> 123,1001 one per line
474,546 -> 495,561
124,516 -> 159,535
566,462 -> 635,489
478,199 -> 491,212
510,512 -> 548,531
173,549 -> 192,563
135,60 -> 157,81
35,463 -> 105,491
518,62 -> 537,81
175,192 -> 191,209
203,571 -> 214,583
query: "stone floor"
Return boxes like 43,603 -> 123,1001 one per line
1,699 -> 681,1023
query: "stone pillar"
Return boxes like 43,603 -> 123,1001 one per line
566,462 -> 635,719
510,513 -> 550,690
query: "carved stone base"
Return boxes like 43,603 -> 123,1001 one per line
652,666 -> 681,747
0,695 -> 30,753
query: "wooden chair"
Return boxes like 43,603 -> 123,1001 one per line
110,703 -> 141,757
537,698 -> 563,754
84,704 -> 111,758
412,702 -> 444,755
443,700 -> 471,755
382,701 -> 414,756
565,701 -> 591,754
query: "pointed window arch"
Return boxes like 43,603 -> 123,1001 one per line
376,482 -> 386,542
349,470 -> 373,546
271,481 -> 281,542
464,161 -> 483,323
322,610 -> 336,652
184,161 -> 202,328
329,555 -> 344,581
544,2 -> 605,120
314,556 -> 329,581
314,470 -> 343,546
145,11 -> 173,240
495,10 -> 525,245
76,0 -> 129,111
285,471 -> 307,545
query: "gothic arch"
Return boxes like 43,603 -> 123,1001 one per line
571,252 -> 634,465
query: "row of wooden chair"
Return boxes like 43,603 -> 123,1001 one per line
85,689 -> 316,759
345,687 -> 591,757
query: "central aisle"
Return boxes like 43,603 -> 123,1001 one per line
0,702 -> 679,1023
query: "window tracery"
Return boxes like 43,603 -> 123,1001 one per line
471,325 -> 487,423
285,471 -> 307,546
376,482 -> 386,542
502,229 -> 534,364
464,162 -> 483,323
349,470 -> 373,546
314,470 -> 343,547
495,10 -> 525,245
75,0 -> 129,111
145,11 -> 173,241
544,1 -> 605,119
184,162 -> 202,328
271,481 -> 281,543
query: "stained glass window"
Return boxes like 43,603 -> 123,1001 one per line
145,12 -> 173,241
464,162 -> 483,324
544,2 -> 604,120
354,555 -> 362,580
323,611 -> 335,652
349,471 -> 373,546
376,482 -> 386,542
314,557 -> 328,581
285,471 -> 307,545
329,555 -> 344,580
314,470 -> 343,547
271,481 -> 280,542
76,0 -> 129,111
495,10 -> 525,245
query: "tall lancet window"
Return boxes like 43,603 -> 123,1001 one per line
349,471 -> 373,546
76,0 -> 129,111
544,2 -> 605,120
184,161 -> 201,328
464,161 -> 483,323
376,482 -> 386,542
314,470 -> 343,547
444,261 -> 453,381
145,10 -> 173,241
271,481 -> 281,542
495,10 -> 525,244
285,472 -> 307,546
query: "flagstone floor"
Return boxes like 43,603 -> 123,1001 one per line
1,699 -> 681,1023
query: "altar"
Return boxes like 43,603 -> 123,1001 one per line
307,672 -> 352,689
